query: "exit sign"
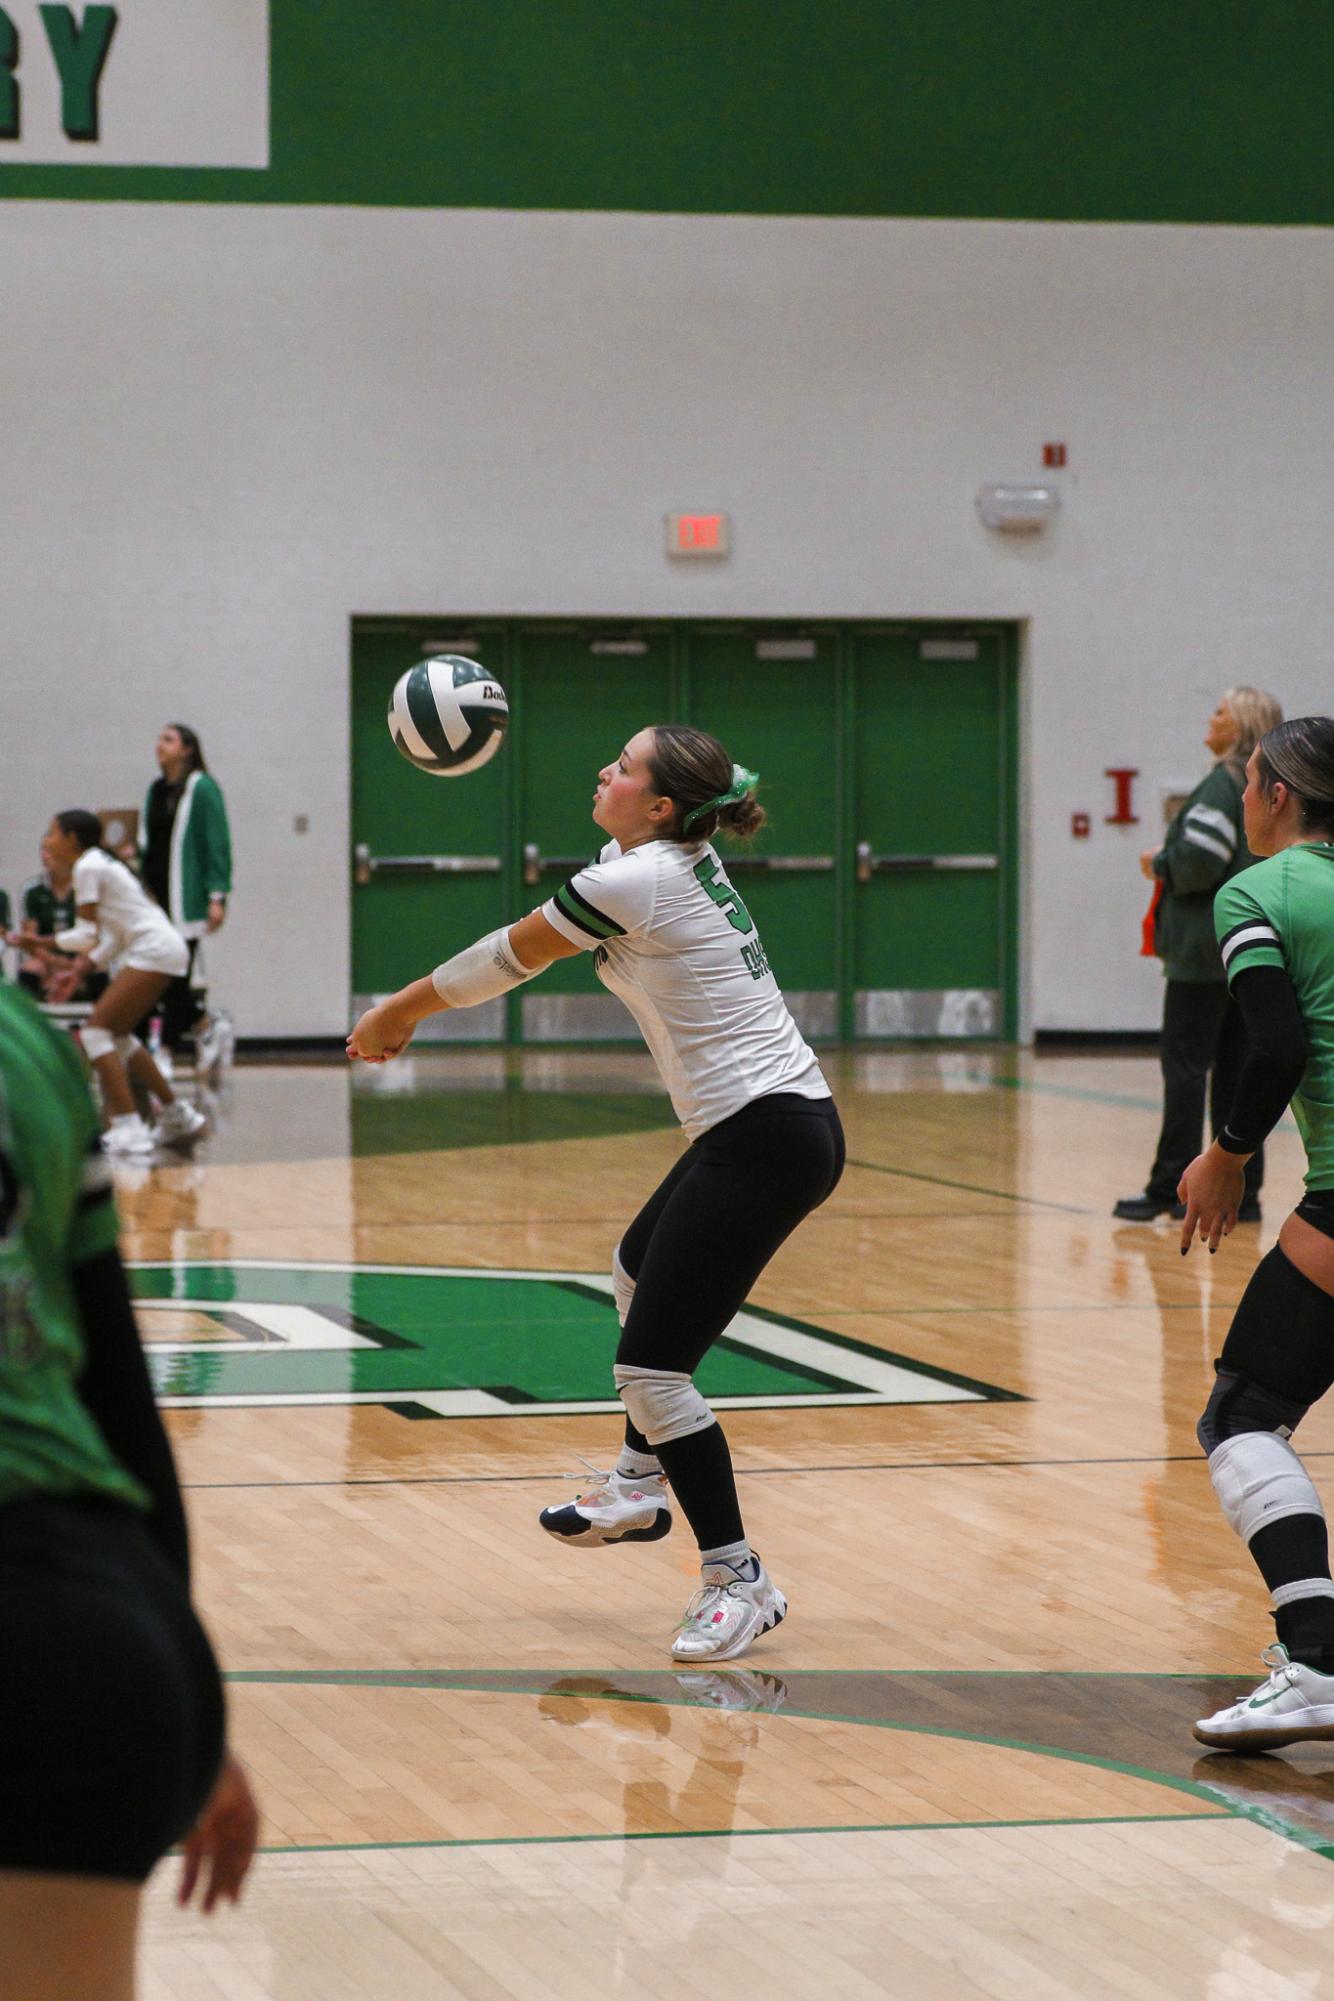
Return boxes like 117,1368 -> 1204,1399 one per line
666,513 -> 731,558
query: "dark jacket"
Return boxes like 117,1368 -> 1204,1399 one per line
1152,760 -> 1252,982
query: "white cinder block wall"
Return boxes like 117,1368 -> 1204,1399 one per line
3,203 -> 1329,1037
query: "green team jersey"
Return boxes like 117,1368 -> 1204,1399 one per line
0,985 -> 150,1512
21,872 -> 75,937
1216,843 -> 1334,1190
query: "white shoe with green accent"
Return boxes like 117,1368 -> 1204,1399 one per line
670,1560 -> 786,1663
539,1466 -> 672,1547
1194,1643 -> 1334,1750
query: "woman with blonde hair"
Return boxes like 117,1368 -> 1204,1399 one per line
1115,685 -> 1283,1223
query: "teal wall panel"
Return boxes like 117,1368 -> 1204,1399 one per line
3,1 -> 1334,224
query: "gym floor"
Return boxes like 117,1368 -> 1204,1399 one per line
124,1046 -> 1334,1999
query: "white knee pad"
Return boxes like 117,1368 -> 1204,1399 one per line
614,1364 -> 715,1446
80,1025 -> 117,1062
116,1035 -> 142,1063
611,1246 -> 636,1329
1208,1432 -> 1325,1544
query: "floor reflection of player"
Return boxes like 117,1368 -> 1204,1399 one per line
0,984 -> 258,2001
1178,721 -> 1334,1749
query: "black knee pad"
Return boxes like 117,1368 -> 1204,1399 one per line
1197,1368 -> 1309,1455
1199,1246 -> 1334,1451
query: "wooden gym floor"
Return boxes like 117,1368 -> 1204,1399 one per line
121,1045 -> 1334,1999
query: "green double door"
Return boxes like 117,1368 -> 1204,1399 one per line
351,621 -> 1017,1043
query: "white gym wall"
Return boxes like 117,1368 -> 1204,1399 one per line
3,202 -> 1330,1036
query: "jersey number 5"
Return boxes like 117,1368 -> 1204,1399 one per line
694,856 -> 755,935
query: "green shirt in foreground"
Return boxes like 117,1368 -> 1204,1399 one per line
0,985 -> 149,1512
1216,843 -> 1334,1191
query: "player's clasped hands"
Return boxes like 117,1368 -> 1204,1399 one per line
1178,1140 -> 1248,1257
346,1002 -> 410,1064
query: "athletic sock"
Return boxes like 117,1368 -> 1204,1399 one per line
653,1420 -> 745,1552
1250,1514 -> 1334,1669
700,1538 -> 758,1580
616,1445 -> 663,1480
623,1417 -> 655,1458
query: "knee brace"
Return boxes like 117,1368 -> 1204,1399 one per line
80,1025 -> 117,1062
1206,1428 -> 1325,1544
611,1245 -> 636,1329
116,1035 -> 142,1064
613,1364 -> 715,1446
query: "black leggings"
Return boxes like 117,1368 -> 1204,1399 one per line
617,1093 -> 845,1376
0,1496 -> 225,1879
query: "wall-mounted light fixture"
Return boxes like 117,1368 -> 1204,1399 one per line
975,482 -> 1061,533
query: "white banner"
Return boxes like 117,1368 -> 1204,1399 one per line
0,1 -> 269,167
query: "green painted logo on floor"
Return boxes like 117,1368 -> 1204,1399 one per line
128,1261 -> 1016,1416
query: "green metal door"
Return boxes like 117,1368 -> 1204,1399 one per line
849,630 -> 1016,1038
513,626 -> 675,1041
350,623 -> 511,1042
684,628 -> 841,1041
351,618 -> 1017,1045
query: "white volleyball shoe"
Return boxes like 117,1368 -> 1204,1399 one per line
670,1559 -> 786,1664
539,1467 -> 673,1548
1194,1644 -> 1334,1751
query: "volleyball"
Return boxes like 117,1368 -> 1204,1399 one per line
387,656 -> 509,776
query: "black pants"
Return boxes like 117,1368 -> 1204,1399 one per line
1146,980 -> 1264,1204
617,1093 -> 845,1376
0,1496 -> 224,1879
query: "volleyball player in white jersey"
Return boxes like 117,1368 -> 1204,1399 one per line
11,812 -> 207,1157
348,726 -> 844,1661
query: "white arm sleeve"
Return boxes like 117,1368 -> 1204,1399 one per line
431,926 -> 542,1008
54,919 -> 100,956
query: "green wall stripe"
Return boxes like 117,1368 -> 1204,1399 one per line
5,3 -> 1334,224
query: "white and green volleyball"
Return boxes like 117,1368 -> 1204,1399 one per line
387,656 -> 509,776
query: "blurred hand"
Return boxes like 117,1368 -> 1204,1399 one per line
178,1749 -> 260,1913
1140,849 -> 1160,881
346,1003 -> 410,1063
205,898 -> 227,934
45,964 -> 82,1004
1178,1142 -> 1247,1256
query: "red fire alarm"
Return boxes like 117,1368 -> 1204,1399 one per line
1043,443 -> 1067,468
666,513 -> 731,558
1071,812 -> 1090,838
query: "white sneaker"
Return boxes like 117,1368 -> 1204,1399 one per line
155,1100 -> 208,1149
102,1113 -> 156,1156
1194,1643 -> 1334,1751
539,1466 -> 673,1547
670,1559 -> 787,1663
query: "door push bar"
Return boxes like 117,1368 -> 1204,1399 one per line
522,843 -> 834,886
354,844 -> 501,886
855,842 -> 999,885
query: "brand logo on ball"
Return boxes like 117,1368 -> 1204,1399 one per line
129,1260 -> 1015,1415
387,656 -> 509,777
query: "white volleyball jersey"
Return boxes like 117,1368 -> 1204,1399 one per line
543,838 -> 829,1140
60,850 -> 189,975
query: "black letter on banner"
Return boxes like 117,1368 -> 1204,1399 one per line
39,5 -> 117,142
0,12 -> 18,142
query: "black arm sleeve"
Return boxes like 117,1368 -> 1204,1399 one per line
1216,964 -> 1308,1156
71,1245 -> 191,1584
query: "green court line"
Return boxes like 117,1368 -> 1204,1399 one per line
844,1157 -> 1094,1216
224,1670 -> 1333,1863
256,1811 -> 1221,1858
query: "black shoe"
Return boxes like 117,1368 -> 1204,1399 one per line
1113,1194 -> 1176,1222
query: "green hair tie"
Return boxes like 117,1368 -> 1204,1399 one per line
682,764 -> 761,832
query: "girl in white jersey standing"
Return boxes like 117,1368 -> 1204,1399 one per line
348,726 -> 844,1662
11,813 -> 207,1157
